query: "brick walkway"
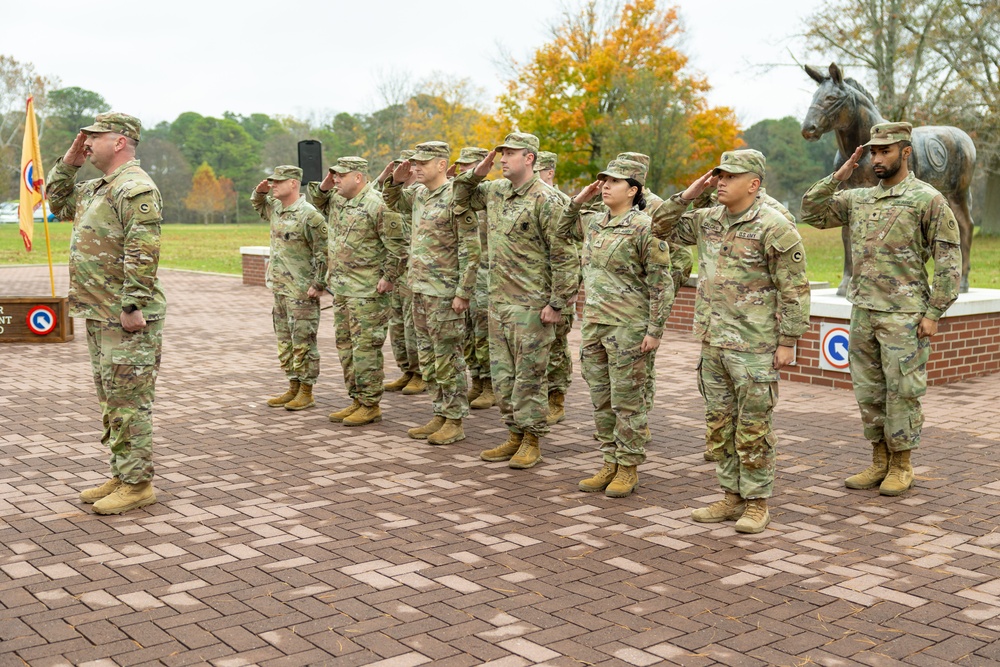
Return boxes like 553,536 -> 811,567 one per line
2,265 -> 1000,667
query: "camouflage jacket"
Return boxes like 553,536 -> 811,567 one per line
48,158 -> 166,323
314,182 -> 407,297
306,182 -> 344,223
559,202 -> 675,337
692,187 -> 795,224
251,191 -> 328,299
383,179 -> 480,299
800,173 -> 961,320
452,171 -> 577,310
652,195 -> 810,353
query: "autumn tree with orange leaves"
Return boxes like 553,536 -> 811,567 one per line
184,162 -> 226,224
500,0 -> 741,194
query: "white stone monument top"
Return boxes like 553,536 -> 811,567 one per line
810,288 -> 1000,320
239,246 -> 270,256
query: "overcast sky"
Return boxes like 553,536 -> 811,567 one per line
8,0 -> 827,130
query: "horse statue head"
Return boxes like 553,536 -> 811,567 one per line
801,63 -> 883,144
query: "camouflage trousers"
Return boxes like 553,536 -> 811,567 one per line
464,270 -> 490,380
272,293 -> 320,385
333,294 -> 390,406
698,343 -> 778,499
850,308 -> 929,452
546,310 -> 575,394
86,318 -> 163,485
413,292 -> 470,419
489,303 -> 555,436
581,322 -> 654,467
389,284 -> 419,375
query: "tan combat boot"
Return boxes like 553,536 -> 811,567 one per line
428,418 -> 465,446
329,399 -> 361,423
605,465 -> 638,498
879,450 -> 914,496
385,372 -> 413,392
408,415 -> 446,440
545,391 -> 566,425
691,492 -> 746,523
481,431 -> 522,462
79,477 -> 121,504
579,461 -> 618,493
470,381 -> 495,409
509,433 -> 542,469
467,377 -> 484,402
284,383 -> 315,411
267,380 -> 300,407
735,498 -> 770,534
402,375 -> 427,395
845,441 -> 890,489
92,481 -> 157,515
343,404 -> 382,426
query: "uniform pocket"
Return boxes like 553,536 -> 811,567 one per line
696,358 -> 706,399
897,341 -> 930,398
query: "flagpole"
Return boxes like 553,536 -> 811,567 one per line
40,182 -> 55,297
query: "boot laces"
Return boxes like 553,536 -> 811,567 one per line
744,501 -> 766,521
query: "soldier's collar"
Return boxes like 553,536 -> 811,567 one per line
344,182 -> 373,207
426,180 -> 451,198
603,208 -> 639,228
875,171 -> 915,198
101,159 -> 140,184
510,174 -> 540,197
278,195 -> 307,213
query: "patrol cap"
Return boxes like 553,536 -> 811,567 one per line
266,165 -> 302,181
495,132 -> 540,152
617,152 -> 650,168
393,149 -> 416,164
410,141 -> 451,161
713,149 -> 766,180
81,112 -> 142,142
456,147 -> 489,164
865,121 -> 913,146
534,151 -> 557,172
330,156 -> 369,174
597,158 -> 647,186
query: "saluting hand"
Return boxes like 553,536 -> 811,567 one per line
681,171 -> 715,202
320,170 -> 336,192
392,160 -> 412,185
64,132 -> 88,167
255,179 -> 271,194
446,163 -> 457,179
834,146 -> 865,182
574,180 -> 602,205
473,150 -> 497,178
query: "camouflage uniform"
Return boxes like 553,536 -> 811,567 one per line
452,134 -> 577,437
252,166 -> 328,386
384,150 -> 421,378
384,141 -> 481,419
558,159 -> 674,467
456,148 -> 492,382
47,114 -> 165,487
800,126 -> 961,454
536,151 -> 579,398
652,150 -> 810,500
309,157 -> 407,406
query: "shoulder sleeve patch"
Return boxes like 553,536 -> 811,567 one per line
770,226 -> 803,253
129,191 -> 161,223
649,237 -> 671,265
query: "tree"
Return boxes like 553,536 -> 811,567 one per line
741,117 -> 838,216
41,86 -> 111,168
0,55 -> 57,200
136,137 -> 193,223
167,112 -> 262,205
499,0 -> 740,190
184,162 -> 226,224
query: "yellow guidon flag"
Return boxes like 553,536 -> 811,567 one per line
19,95 -> 45,252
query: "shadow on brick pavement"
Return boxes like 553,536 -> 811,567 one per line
3,265 -> 1000,667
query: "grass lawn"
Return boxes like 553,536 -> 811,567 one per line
1,221 -> 999,288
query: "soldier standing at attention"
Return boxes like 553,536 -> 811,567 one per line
800,122 -> 961,496
558,158 -> 674,497
252,166 -> 328,411
380,150 -> 426,396
48,113 -> 165,515
453,133 -> 577,469
535,151 -> 578,426
311,156 -> 407,426
454,147 -> 494,409
384,141 -> 481,445
653,150 -> 810,533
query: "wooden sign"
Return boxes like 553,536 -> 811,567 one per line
0,296 -> 74,343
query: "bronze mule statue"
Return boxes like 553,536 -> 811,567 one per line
801,63 -> 976,294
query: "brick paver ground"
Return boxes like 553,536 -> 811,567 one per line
3,264 -> 1000,667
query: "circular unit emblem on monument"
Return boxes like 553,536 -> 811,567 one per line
820,324 -> 851,371
26,305 -> 57,336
